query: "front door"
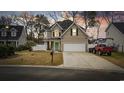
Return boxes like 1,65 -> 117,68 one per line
55,42 -> 59,51
51,41 -> 60,51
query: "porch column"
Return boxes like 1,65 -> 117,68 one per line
16,41 -> 18,47
49,41 -> 51,50
4,41 -> 6,45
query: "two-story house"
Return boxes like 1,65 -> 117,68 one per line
0,25 -> 27,47
43,20 -> 89,52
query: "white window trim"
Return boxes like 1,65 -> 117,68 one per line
11,31 -> 16,37
10,28 -> 17,37
44,32 -> 47,38
72,28 -> 77,36
53,30 -> 60,37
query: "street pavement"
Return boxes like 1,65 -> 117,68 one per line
0,66 -> 124,81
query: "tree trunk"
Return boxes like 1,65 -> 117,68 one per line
97,24 -> 100,39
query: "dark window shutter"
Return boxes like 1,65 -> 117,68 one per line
71,29 -> 72,36
59,32 -> 61,36
76,28 -> 78,36
53,32 -> 54,37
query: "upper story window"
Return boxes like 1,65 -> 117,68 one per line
11,31 -> 16,37
10,28 -> 17,37
44,32 -> 47,38
71,28 -> 78,36
53,30 -> 60,37
0,28 -> 6,37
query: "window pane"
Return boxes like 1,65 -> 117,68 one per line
72,28 -> 76,36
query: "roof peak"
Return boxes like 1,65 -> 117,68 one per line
54,20 -> 73,30
112,22 -> 124,34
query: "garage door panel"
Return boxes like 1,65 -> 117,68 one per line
64,44 -> 86,52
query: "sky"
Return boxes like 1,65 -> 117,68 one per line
0,11 -> 124,38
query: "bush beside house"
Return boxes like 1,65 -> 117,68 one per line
16,40 -> 36,51
0,40 -> 36,58
0,44 -> 15,58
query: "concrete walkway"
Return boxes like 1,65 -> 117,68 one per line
63,52 -> 124,72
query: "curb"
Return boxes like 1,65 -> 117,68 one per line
0,65 -> 124,73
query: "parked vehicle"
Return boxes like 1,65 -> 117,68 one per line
93,44 -> 113,56
88,38 -> 114,56
88,42 -> 97,53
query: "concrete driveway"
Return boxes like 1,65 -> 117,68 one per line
63,52 -> 124,72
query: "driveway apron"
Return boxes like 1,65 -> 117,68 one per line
63,52 -> 124,71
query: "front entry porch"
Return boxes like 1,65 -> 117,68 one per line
0,40 -> 18,47
47,41 -> 61,51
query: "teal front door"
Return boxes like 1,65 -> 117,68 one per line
55,42 -> 59,51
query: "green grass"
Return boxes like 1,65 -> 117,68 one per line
0,51 -> 63,66
102,52 -> 124,68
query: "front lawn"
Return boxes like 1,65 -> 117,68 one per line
102,52 -> 124,68
0,51 -> 63,66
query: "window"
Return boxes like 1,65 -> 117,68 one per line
53,30 -> 60,37
44,32 -> 47,38
10,28 -> 17,37
53,32 -> 55,37
11,31 -> 16,37
71,28 -> 78,36
59,32 -> 61,36
1,31 -> 6,37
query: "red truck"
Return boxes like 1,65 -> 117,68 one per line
92,44 -> 113,56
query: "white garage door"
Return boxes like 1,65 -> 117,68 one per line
64,44 -> 86,52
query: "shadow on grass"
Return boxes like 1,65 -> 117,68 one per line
0,54 -> 21,60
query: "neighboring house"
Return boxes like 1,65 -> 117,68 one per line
105,22 -> 124,52
0,25 -> 27,47
43,20 -> 89,52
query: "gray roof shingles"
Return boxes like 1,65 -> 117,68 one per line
0,25 -> 24,40
50,20 -> 73,31
57,20 -> 73,30
113,22 -> 124,34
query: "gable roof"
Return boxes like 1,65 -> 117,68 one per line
61,22 -> 89,37
106,22 -> 124,34
50,20 -> 73,31
113,22 -> 124,34
50,20 -> 88,37
0,25 -> 24,40
57,20 -> 73,30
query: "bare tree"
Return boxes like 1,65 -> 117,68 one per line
14,11 -> 31,36
102,11 -> 113,24
60,11 -> 79,22
27,15 -> 35,40
79,11 -> 97,32
48,11 -> 59,22
34,14 -> 50,43
94,11 -> 113,39
60,11 -> 70,20
96,17 -> 104,39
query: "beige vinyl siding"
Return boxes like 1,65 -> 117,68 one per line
61,24 -> 88,51
51,25 -> 62,38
